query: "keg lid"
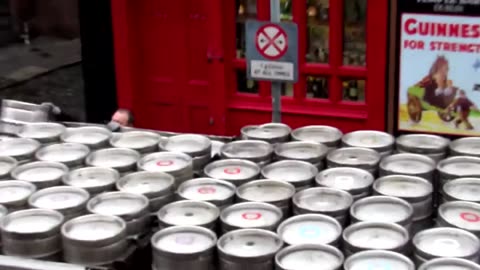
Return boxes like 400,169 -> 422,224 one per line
350,196 -> 413,225
413,228 -> 480,258
17,122 -> 66,142
0,156 -> 17,177
11,161 -> 68,184
315,167 -> 374,193
380,153 -> 435,175
61,126 -> 112,146
62,214 -> 126,243
220,140 -> 273,161
443,178 -> 480,203
343,221 -> 409,251
35,143 -> 89,164
221,202 -> 283,230
87,192 -> 149,219
277,214 -> 342,246
241,123 -> 291,140
138,152 -> 193,175
275,244 -> 344,270
117,171 -> 174,198
274,141 -> 328,163
450,137 -> 480,157
211,140 -> 225,158
110,131 -> 161,151
396,134 -> 450,154
342,130 -> 394,152
0,180 -> 36,206
262,160 -> 318,186
157,200 -> 219,227
418,258 -> 480,270
293,187 -> 353,214
237,180 -> 295,203
29,186 -> 89,213
177,178 -> 235,203
86,148 -> 140,171
161,134 -> 211,157
0,138 -> 40,159
373,175 -> 433,201
63,167 -> 119,191
438,157 -> 480,178
217,229 -> 283,258
344,250 -> 415,270
0,209 -> 63,236
291,125 -> 343,147
327,147 -> 380,169
204,159 -> 260,182
151,226 -> 217,255
438,201 -> 480,232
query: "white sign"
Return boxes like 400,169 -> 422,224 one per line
250,60 -> 294,81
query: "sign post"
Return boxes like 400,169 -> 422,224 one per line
270,0 -> 282,123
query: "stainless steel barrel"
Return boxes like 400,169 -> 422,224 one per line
437,201 -> 480,238
418,258 -> 480,270
437,156 -> 480,189
0,156 -> 17,179
344,250 -> 415,270
157,200 -> 220,230
380,153 -> 436,183
277,214 -> 342,246
292,187 -> 353,227
35,143 -> 90,168
274,141 -> 328,169
236,180 -> 295,217
275,244 -> 344,270
217,229 -> 283,270
28,186 -> 89,221
326,147 -> 380,176
60,126 -> 112,149
350,196 -> 413,230
151,226 -> 217,270
241,123 -> 291,144
138,151 -> 194,188
220,140 -> 273,165
291,125 -> 343,149
442,178 -> 480,204
342,130 -> 395,157
0,180 -> 36,211
61,214 -> 128,266
220,202 -> 283,233
63,167 -> 119,195
1,99 -> 52,123
110,131 -> 161,154
204,159 -> 260,186
315,167 -> 374,201
87,191 -> 150,236
450,137 -> 480,157
262,160 -> 318,191
11,161 -> 69,189
160,134 -> 212,172
396,134 -> 450,163
86,148 -> 140,174
177,178 -> 236,209
17,122 -> 66,144
116,171 -> 175,212
0,209 -> 64,260
0,138 -> 40,162
413,228 -> 480,265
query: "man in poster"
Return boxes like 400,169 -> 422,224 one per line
448,90 -> 479,130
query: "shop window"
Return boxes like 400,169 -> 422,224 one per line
236,0 -> 257,58
343,0 -> 367,66
280,83 -> 294,96
306,0 -> 329,63
237,70 -> 259,94
342,79 -> 365,102
280,0 -> 293,21
306,76 -> 329,99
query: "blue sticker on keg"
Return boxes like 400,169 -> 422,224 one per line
367,263 -> 391,270
299,225 -> 321,238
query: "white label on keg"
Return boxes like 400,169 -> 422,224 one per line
334,176 -> 354,188
460,212 -> 480,223
242,212 -> 262,220
224,167 -> 241,175
175,235 -> 195,245
197,186 -> 216,194
433,238 -> 460,249
298,225 -> 322,238
156,160 -> 174,167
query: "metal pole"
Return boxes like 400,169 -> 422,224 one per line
270,0 -> 282,123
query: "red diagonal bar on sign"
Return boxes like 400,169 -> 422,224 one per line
259,28 -> 284,54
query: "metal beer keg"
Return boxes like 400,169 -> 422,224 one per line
220,140 -> 273,165
261,160 -> 318,191
63,167 -> 119,195
275,244 -> 344,270
151,226 -> 217,270
291,125 -> 343,149
418,258 -> 480,270
116,171 -> 175,212
11,161 -> 68,189
437,201 -> 480,238
61,126 -> 112,149
315,167 -> 374,201
236,180 -> 296,217
241,123 -> 291,144
379,153 -> 436,182
220,202 -> 283,233
0,138 -> 40,162
217,229 -> 283,270
160,134 -> 212,173
326,147 -> 380,176
86,148 -> 140,174
344,250 -> 415,270
442,178 -> 480,204
0,181 -> 36,211
396,134 -> 450,163
450,137 -> 480,157
28,186 -> 90,221
61,214 -> 128,266
138,151 -> 194,188
157,200 -> 220,230
274,141 -> 328,169
35,143 -> 90,168
177,178 -> 236,209
109,131 -> 161,154
342,130 -> 395,157
293,187 -> 353,227
437,156 -> 480,189
0,209 -> 64,260
204,159 -> 260,186
17,122 -> 66,144
277,214 -> 342,247
0,156 -> 17,179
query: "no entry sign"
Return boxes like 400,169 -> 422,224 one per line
246,20 -> 298,82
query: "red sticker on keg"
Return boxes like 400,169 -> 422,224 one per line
224,167 -> 241,175
156,160 -> 174,166
460,212 -> 480,222
175,235 -> 195,245
198,187 -> 216,194
242,212 -> 262,220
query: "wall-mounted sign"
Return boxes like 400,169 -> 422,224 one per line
397,0 -> 480,136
